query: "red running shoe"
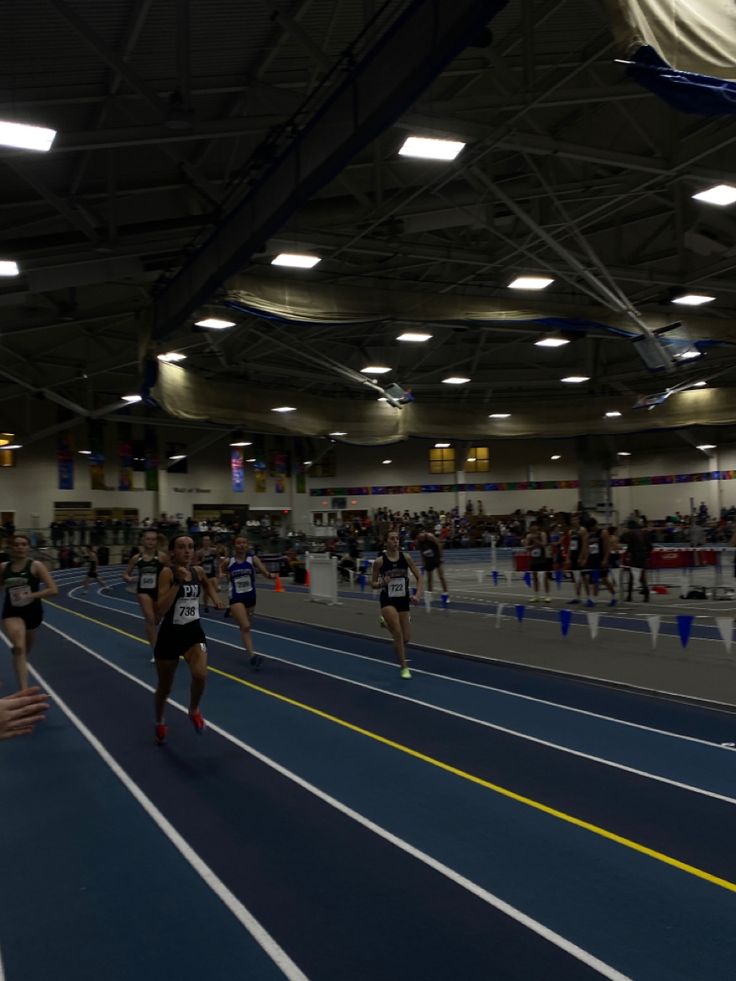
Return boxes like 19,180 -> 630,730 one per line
189,709 -> 206,734
155,723 -> 168,745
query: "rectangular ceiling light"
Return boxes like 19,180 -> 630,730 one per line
442,376 -> 470,384
195,317 -> 235,329
489,413 -> 511,419
0,119 -> 56,152
271,253 -> 321,268
157,352 -> 187,362
672,294 -> 715,306
0,260 -> 20,276
435,442 -> 451,448
692,184 -> 736,207
398,136 -> 465,161
397,332 -> 432,342
534,337 -> 569,348
508,276 -> 554,290
605,411 -> 622,418
561,376 -> 589,383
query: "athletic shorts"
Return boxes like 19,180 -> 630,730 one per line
2,598 -> 43,631
154,623 -> 206,661
530,559 -> 550,573
380,595 -> 410,614
230,595 -> 256,611
137,587 -> 158,600
423,559 -> 440,573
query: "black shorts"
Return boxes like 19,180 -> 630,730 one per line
380,595 -> 411,614
154,623 -> 206,661
530,559 -> 550,573
137,587 -> 158,600
2,599 -> 43,631
423,559 -> 440,573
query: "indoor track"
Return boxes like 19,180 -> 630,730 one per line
3,567 -> 736,981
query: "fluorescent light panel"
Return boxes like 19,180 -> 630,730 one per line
398,136 -> 465,161
692,184 -> 736,207
442,376 -> 470,384
3,444 -> 22,450
157,352 -> 187,362
489,413 -> 511,419
605,411 -> 622,418
397,332 -> 432,342
435,443 -> 451,448
329,431 -> 347,436
672,294 -> 715,306
121,394 -> 142,403
382,459 -> 392,464
697,444 -> 716,450
360,365 -> 391,374
0,119 -> 56,152
561,376 -> 589,383
535,337 -> 569,348
272,406 -> 296,413
230,441 -> 252,447
0,260 -> 19,276
617,451 -> 631,457
195,318 -> 235,329
508,276 -> 554,290
550,455 -> 561,460
271,253 -> 321,268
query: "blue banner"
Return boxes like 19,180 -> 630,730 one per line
230,448 -> 244,492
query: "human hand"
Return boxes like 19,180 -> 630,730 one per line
0,687 -> 49,740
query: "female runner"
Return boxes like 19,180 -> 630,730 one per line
221,536 -> 276,670
123,530 -> 169,658
153,535 -> 223,744
1,534 -> 58,689
371,529 -> 423,678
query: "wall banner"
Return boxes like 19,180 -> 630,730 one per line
231,448 -> 244,492
57,434 -> 74,490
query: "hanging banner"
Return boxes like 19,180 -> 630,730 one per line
230,448 -> 244,492
270,450 -> 289,477
647,615 -> 661,649
296,472 -> 306,494
495,603 -> 504,628
716,617 -> 734,655
118,424 -> 133,490
676,614 -> 695,648
275,476 -> 286,494
587,611 -> 600,640
57,434 -> 74,490
515,604 -> 525,624
254,470 -> 267,493
559,609 -> 572,636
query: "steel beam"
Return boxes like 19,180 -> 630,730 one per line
152,0 -> 509,340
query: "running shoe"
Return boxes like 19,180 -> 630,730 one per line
530,596 -> 539,603
608,598 -> 618,607
188,709 -> 206,734
155,723 -> 168,745
400,667 -> 412,680
250,653 -> 264,670
543,596 -> 551,603
585,599 -> 596,608
379,615 -> 387,628
568,598 -> 580,605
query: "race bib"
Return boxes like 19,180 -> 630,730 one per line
173,600 -> 200,625
531,547 -> 541,558
388,578 -> 407,597
569,540 -> 578,551
9,585 -> 32,607
234,574 -> 253,594
589,542 -> 599,555
139,572 -> 156,589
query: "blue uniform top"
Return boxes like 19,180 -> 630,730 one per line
227,555 -> 256,605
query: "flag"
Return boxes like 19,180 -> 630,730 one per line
559,609 -> 572,637
607,1 -> 736,114
515,604 -> 525,624
716,617 -> 733,655
587,611 -> 600,640
495,603 -> 504,628
676,614 -> 694,648
647,615 -> 661,649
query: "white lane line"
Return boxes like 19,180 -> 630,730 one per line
55,592 -> 736,806
30,623 -> 631,981
0,631 -> 308,981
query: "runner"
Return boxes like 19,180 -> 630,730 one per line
1,534 -> 59,690
415,529 -> 449,602
153,535 -> 223,744
196,534 -> 220,613
524,521 -> 550,603
81,545 -> 107,593
371,529 -> 423,679
123,530 -> 169,659
221,535 -> 277,670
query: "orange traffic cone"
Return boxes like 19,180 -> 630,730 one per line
274,575 -> 285,593
305,569 -> 311,587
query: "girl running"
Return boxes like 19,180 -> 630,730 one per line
221,536 -> 276,670
371,529 -> 423,679
123,530 -> 169,658
1,535 -> 58,690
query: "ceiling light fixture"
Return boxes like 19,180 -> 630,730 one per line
561,376 -> 589,384
78,450 -> 91,455
534,336 -> 569,348
435,443 -> 451,448
0,260 -> 20,276
550,455 -> 561,460
675,349 -> 702,360
195,317 -> 235,329
303,460 -> 313,466
271,253 -> 321,268
0,119 -> 56,152
692,184 -> 736,207
697,444 -> 716,451
230,441 -> 252,447
360,365 -> 391,374
272,406 -> 296,413
382,459 -> 392,464
329,431 -> 348,436
672,294 -> 715,306
169,454 -> 186,461
489,413 -> 511,419
157,351 -> 187,362
245,458 -> 256,463
508,276 -> 554,290
121,394 -> 142,403
442,376 -> 470,384
605,411 -> 622,418
691,381 -> 707,388
398,136 -> 465,161
617,451 -> 631,457
397,332 -> 432,342
3,444 -> 22,450
466,456 -> 476,462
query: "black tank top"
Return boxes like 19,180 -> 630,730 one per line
2,559 -> 40,610
161,570 -> 203,631
379,551 -> 409,605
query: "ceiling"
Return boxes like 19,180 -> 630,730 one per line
2,0 -> 736,451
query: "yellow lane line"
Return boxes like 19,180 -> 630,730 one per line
49,599 -> 736,894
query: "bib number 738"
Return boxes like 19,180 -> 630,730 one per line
173,601 -> 200,625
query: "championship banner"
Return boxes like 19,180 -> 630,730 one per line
57,434 -> 74,490
230,448 -> 244,492
275,476 -> 286,494
296,472 -> 306,494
